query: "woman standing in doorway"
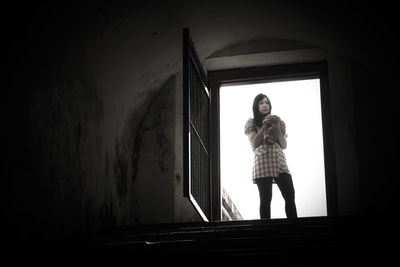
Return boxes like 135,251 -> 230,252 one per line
244,93 -> 297,219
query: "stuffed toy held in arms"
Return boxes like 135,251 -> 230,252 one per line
263,114 -> 286,145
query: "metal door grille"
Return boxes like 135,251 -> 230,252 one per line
183,29 -> 211,221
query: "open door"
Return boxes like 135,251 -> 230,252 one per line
183,29 -> 211,221
209,62 -> 338,220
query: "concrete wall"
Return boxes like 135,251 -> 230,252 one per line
4,0 -> 397,245
5,2 -> 201,244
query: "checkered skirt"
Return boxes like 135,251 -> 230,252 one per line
252,142 -> 291,183
245,118 -> 291,183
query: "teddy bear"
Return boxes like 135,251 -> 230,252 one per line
263,114 -> 284,145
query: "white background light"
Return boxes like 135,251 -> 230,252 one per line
220,79 -> 327,219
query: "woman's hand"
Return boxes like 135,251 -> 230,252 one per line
262,114 -> 274,126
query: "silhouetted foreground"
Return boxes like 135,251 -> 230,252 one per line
7,215 -> 392,266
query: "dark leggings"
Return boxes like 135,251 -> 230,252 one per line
256,173 -> 298,219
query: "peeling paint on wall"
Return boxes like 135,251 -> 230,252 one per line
127,75 -> 176,223
131,75 -> 176,182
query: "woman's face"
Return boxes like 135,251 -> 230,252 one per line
258,97 -> 271,115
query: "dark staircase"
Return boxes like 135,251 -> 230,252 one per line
67,215 -> 395,266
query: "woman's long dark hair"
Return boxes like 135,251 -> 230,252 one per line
253,94 -> 271,128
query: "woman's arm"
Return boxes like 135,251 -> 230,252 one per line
248,124 -> 266,150
277,130 -> 287,149
276,120 -> 287,149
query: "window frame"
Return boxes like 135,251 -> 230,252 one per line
209,62 -> 338,221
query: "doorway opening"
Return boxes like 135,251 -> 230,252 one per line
220,78 -> 327,220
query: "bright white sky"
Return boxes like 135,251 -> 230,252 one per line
220,79 -> 327,219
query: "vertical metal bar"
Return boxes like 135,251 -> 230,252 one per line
183,29 -> 190,198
